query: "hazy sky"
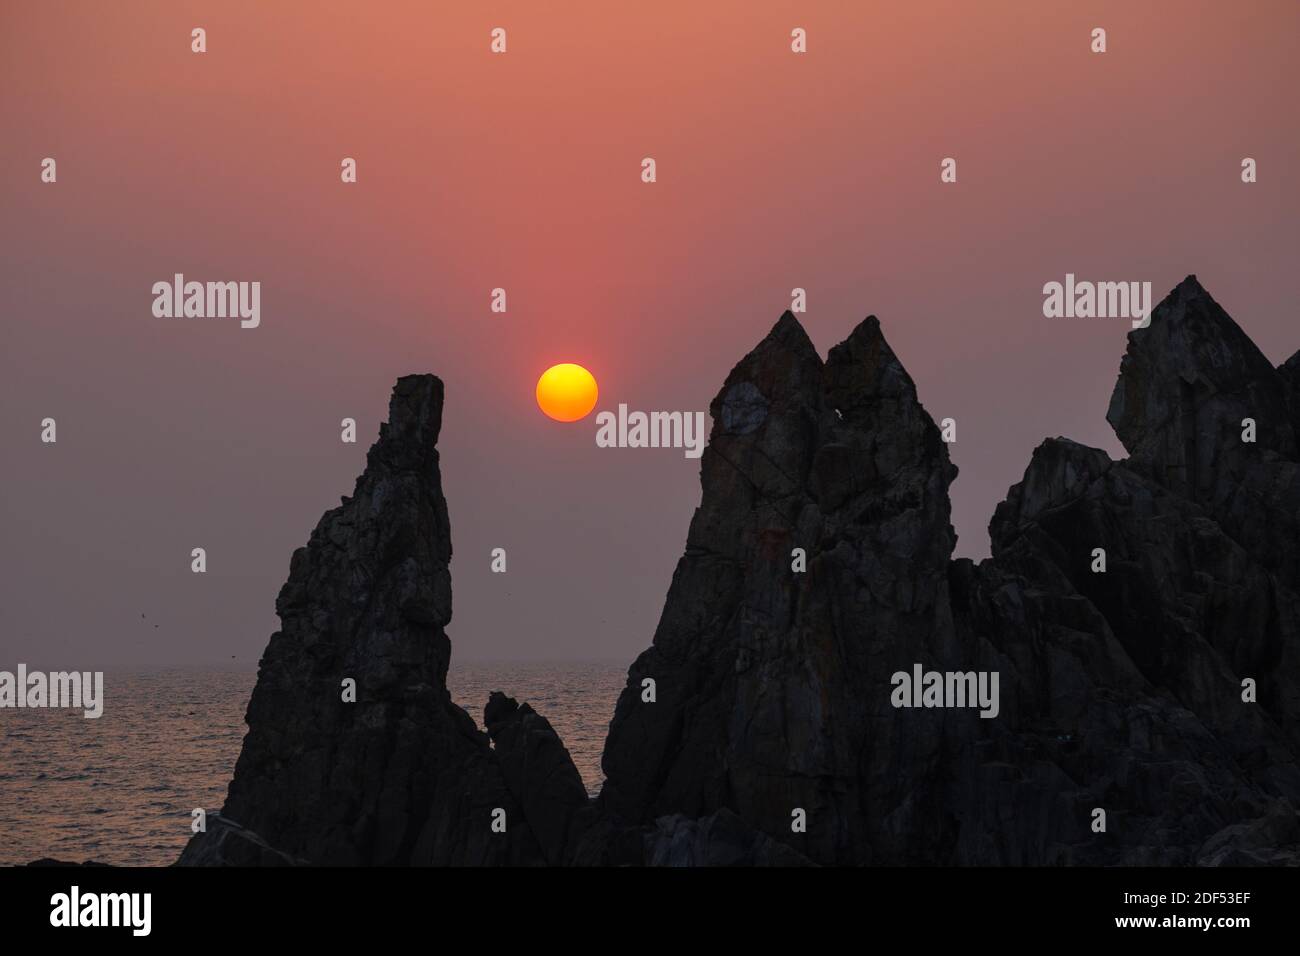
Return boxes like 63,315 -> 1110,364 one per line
3,1 -> 1298,668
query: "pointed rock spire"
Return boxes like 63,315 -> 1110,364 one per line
600,310 -> 958,864
1106,275 -> 1296,498
180,375 -> 571,866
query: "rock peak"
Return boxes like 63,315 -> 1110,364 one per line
181,287 -> 1300,869
1107,276 -> 1296,500
767,309 -> 817,351
367,373 -> 445,475
1170,272 -> 1205,298
741,310 -> 821,373
180,374 -> 579,867
602,306 -> 958,863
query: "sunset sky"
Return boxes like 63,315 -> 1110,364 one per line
3,0 -> 1298,667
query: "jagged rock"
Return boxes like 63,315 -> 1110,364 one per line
1107,275 -> 1297,480
177,276 -> 1300,868
990,436 -> 1300,760
1107,275 -> 1300,585
954,279 -> 1300,861
600,278 -> 1300,865
483,692 -> 590,864
180,375 -> 558,866
600,312 -> 960,864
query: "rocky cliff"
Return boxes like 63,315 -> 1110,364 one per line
182,276 -> 1300,866
597,276 -> 1300,864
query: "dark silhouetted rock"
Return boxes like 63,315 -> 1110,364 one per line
176,814 -> 306,866
179,375 -> 564,866
1107,276 -> 1296,479
1107,275 -> 1300,584
483,692 -> 589,864
178,276 -> 1300,868
600,279 -> 1300,865
600,311 -> 961,864
1279,350 -> 1300,443
26,859 -> 111,867
990,436 -> 1300,761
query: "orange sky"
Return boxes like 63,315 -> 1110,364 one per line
3,1 -> 1298,665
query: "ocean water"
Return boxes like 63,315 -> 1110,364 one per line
0,661 -> 626,867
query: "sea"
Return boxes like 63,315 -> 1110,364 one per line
0,662 -> 626,867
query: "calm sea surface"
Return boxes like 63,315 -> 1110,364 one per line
0,662 -> 625,866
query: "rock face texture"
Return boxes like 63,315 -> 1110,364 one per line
599,314 -> 961,864
483,692 -> 589,864
599,276 -> 1300,865
179,375 -> 579,866
182,276 -> 1300,867
1107,277 -> 1300,585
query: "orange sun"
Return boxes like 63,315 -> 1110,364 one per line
536,363 -> 599,422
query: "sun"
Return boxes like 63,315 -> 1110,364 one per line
536,363 -> 599,422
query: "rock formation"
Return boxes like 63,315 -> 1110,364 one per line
180,375 -> 581,866
483,692 -> 589,864
182,276 -> 1300,867
598,275 -> 1300,865
599,313 -> 961,864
